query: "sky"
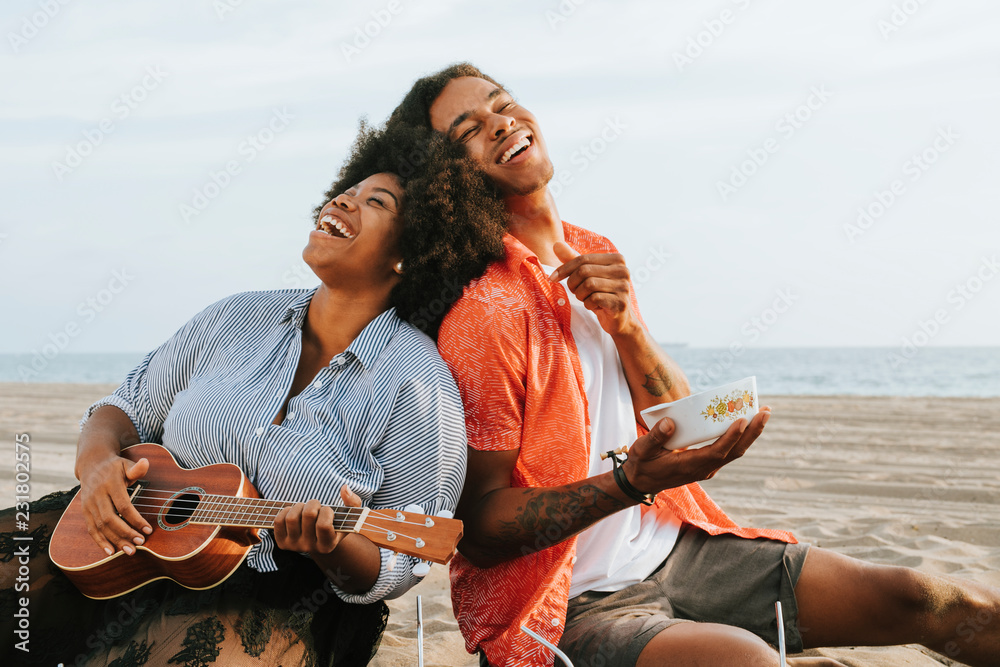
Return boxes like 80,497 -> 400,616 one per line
1,0 -> 999,356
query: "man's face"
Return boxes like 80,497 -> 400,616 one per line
429,76 -> 554,197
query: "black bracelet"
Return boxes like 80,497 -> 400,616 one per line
606,450 -> 654,506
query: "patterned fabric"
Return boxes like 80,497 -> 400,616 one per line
437,222 -> 797,667
0,490 -> 388,667
81,288 -> 467,604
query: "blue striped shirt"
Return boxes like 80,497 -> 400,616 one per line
81,288 -> 468,604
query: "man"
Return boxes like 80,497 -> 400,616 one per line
388,64 -> 1000,667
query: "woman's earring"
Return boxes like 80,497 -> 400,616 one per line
394,261 -> 404,275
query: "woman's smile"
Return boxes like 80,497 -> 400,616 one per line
316,210 -> 355,239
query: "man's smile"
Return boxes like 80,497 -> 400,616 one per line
496,131 -> 533,165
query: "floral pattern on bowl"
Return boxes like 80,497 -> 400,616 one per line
701,390 -> 755,422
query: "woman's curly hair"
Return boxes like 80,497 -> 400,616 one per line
314,120 -> 507,338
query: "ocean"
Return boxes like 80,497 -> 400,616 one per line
1,348 -> 998,397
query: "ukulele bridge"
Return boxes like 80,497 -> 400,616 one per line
128,481 -> 146,502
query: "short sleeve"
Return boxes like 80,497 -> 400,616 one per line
437,293 -> 527,453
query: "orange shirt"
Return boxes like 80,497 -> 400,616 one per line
438,222 -> 796,667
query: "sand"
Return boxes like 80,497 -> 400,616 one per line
2,383 -> 997,666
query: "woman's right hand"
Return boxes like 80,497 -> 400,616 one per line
78,453 -> 153,556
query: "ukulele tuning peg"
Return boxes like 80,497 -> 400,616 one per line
412,561 -> 431,578
387,553 -> 398,572
436,509 -> 454,520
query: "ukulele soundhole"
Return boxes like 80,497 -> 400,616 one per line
157,486 -> 205,531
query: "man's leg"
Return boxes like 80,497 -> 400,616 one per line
636,623 -> 846,667
795,547 -> 1000,666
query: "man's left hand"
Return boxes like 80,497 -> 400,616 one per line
549,241 -> 640,336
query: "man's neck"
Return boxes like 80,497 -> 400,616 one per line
504,187 -> 564,266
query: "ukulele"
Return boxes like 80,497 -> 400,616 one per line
50,443 -> 464,599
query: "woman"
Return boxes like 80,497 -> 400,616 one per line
0,122 -> 507,666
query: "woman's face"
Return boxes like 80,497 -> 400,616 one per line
303,172 -> 404,292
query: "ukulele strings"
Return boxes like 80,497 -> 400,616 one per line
132,489 -> 426,543
126,488 -> 434,529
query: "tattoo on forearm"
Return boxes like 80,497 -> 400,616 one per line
642,363 -> 674,397
490,484 -> 628,558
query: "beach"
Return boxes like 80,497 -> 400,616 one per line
2,383 -> 997,666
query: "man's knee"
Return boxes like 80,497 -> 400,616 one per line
875,565 -> 969,631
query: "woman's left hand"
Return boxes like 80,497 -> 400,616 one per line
273,486 -> 362,555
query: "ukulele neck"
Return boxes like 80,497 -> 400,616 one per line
187,494 -> 369,532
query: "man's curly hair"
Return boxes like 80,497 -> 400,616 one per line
314,120 -> 506,338
387,62 -> 505,132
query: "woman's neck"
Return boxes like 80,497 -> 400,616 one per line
303,284 -> 392,358
504,187 -> 564,266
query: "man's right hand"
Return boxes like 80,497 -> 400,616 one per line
78,453 -> 153,556
454,407 -> 772,567
622,407 -> 771,496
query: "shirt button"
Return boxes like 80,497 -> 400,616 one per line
254,426 -> 265,437
557,298 -> 566,306
334,357 -> 345,366
313,380 -> 323,389
571,555 -> 578,565
586,425 -> 592,434
286,412 -> 295,421
550,618 -> 560,627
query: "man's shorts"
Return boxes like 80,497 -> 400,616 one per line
556,524 -> 811,667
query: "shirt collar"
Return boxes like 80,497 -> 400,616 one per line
281,288 -> 317,329
344,307 -> 402,370
501,221 -> 601,272
281,288 -> 402,371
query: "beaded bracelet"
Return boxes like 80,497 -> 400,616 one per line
605,450 -> 654,506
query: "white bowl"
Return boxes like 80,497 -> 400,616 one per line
639,376 -> 759,450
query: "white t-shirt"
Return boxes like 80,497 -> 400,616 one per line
542,266 -> 683,598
